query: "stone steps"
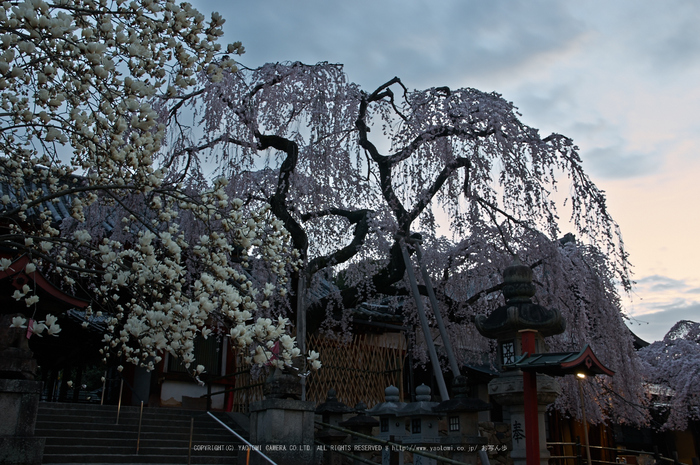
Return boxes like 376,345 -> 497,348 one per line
36,402 -> 247,464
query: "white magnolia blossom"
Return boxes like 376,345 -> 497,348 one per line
0,1 -> 314,377
0,257 -> 12,270
15,314 -> 61,337
10,315 -> 27,328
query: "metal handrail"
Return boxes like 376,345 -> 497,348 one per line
116,379 -> 124,424
315,440 -> 377,465
316,420 -> 473,465
112,372 -> 146,424
547,441 -> 688,465
206,411 -> 277,465
188,417 -> 194,465
136,401 -> 143,454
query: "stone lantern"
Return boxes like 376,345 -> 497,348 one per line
0,314 -> 44,465
368,385 -> 407,465
475,262 -> 565,465
316,389 -> 354,465
475,263 -> 566,371
433,376 -> 490,465
396,384 -> 440,465
339,402 -> 380,465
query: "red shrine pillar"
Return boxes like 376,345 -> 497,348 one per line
520,329 -> 540,465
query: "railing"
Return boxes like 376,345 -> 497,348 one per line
315,420 -> 477,465
206,412 -> 277,465
547,440 -> 689,465
104,373 -> 147,454
112,373 -> 145,424
199,367 -> 265,411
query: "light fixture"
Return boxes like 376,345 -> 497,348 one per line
576,372 -> 586,379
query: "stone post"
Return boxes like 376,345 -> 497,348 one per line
488,372 -> 560,465
248,397 -> 316,465
339,402 -> 380,465
0,314 -> 45,465
246,363 -> 317,465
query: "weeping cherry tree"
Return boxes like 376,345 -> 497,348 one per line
164,61 -> 646,423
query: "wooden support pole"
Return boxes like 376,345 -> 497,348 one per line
400,239 -> 450,401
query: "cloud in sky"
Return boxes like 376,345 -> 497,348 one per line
636,275 -> 693,293
203,0 -> 700,180
626,302 -> 700,344
219,0 -> 584,89
624,274 -> 700,342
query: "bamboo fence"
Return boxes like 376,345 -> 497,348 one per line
228,332 -> 406,412
306,332 -> 407,408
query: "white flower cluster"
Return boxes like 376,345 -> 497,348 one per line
9,277 -> 41,308
0,1 -> 317,379
43,179 -> 309,377
10,314 -> 61,336
0,0 -> 243,235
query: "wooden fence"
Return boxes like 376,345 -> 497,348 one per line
305,332 -> 406,408
228,332 -> 406,412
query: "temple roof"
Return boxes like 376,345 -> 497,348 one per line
0,255 -> 89,314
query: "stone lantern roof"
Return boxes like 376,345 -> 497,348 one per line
367,385 -> 406,416
433,376 -> 490,414
339,402 -> 379,429
475,262 -> 565,340
316,388 -> 354,416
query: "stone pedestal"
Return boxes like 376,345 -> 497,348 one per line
434,376 -> 490,465
247,397 -> 317,465
316,389 -> 353,465
340,403 -> 380,465
0,379 -> 45,465
488,372 -> 560,465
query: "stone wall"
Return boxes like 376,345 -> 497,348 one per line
479,421 -> 512,465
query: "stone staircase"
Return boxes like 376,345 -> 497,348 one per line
35,402 -> 246,464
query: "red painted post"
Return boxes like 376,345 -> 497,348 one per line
520,330 -> 540,465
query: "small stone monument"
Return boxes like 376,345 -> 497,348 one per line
247,362 -> 316,465
316,389 -> 353,465
0,313 -> 45,465
368,385 -> 407,465
339,402 -> 380,465
396,384 -> 440,465
433,376 -> 490,465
